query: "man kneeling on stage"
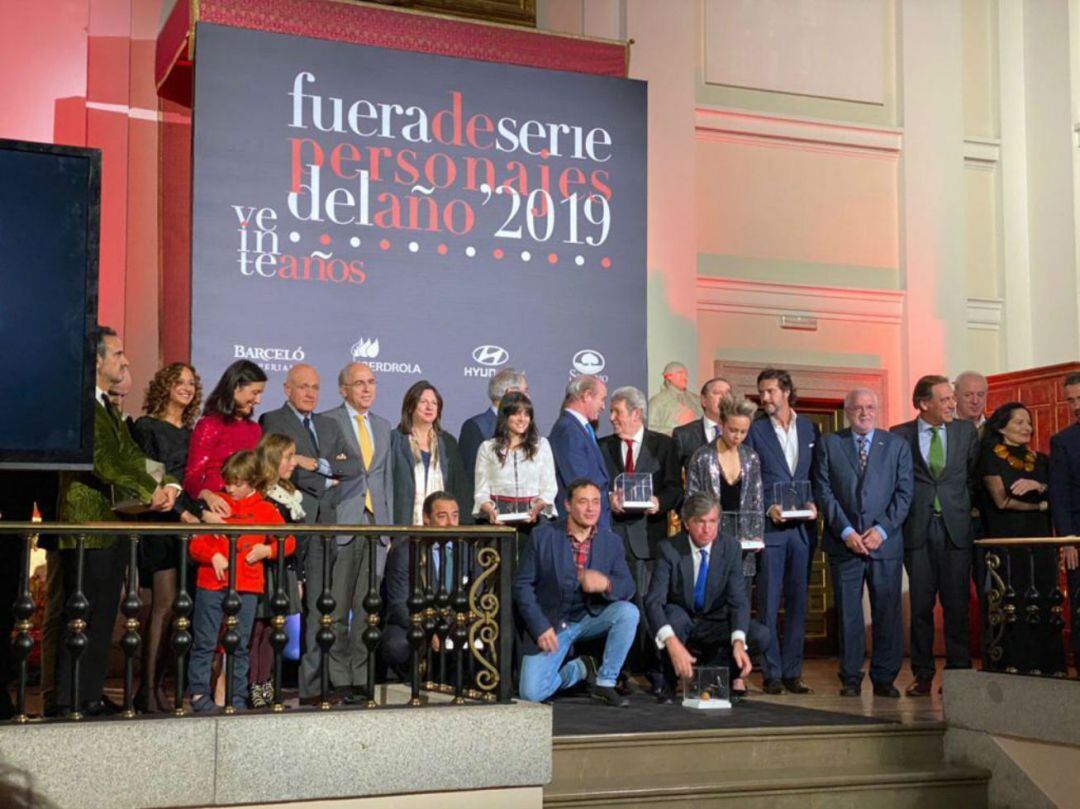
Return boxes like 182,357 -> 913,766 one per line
646,492 -> 770,703
514,478 -> 638,707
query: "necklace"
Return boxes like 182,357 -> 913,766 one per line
993,443 -> 1035,473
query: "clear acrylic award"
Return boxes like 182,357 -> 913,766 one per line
615,473 -> 654,510
682,666 -> 731,710
775,481 -> 814,520
721,511 -> 765,551
491,482 -> 533,523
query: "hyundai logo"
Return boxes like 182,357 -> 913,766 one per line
572,349 -> 606,374
472,345 -> 509,367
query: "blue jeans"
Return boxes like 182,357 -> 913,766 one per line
519,600 -> 639,703
189,587 -> 257,708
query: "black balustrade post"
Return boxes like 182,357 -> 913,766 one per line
269,535 -> 289,712
407,538 -> 426,706
11,533 -> 35,723
497,531 -> 514,704
172,535 -> 194,715
120,534 -> 142,717
450,538 -> 469,705
435,538 -> 451,692
361,534 -> 383,708
316,535 -> 336,710
65,535 -> 89,720
423,542 -> 437,690
221,536 -> 241,715
984,549 -> 1005,672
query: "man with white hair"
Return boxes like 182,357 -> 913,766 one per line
550,374 -> 611,528
647,361 -> 702,436
458,368 -> 530,480
954,371 -> 989,431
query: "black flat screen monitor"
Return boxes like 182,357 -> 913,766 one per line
0,139 -> 100,470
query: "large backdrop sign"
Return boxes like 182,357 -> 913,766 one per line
192,23 -> 647,432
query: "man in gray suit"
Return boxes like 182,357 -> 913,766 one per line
815,389 -> 913,697
259,363 -> 361,705
891,375 -> 979,696
322,362 -> 394,701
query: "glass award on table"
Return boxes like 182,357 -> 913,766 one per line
682,665 -> 731,710
775,481 -> 814,520
614,473 -> 653,510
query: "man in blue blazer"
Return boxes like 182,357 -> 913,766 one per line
513,478 -> 638,706
645,492 -> 770,703
458,368 -> 529,482
745,368 -> 820,694
1049,372 -> 1080,671
815,389 -> 913,696
549,374 -> 611,528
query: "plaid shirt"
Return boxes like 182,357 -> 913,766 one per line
567,524 -> 596,573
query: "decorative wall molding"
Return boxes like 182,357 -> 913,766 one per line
963,137 -> 1001,170
697,276 -> 905,326
968,296 -> 1004,331
695,106 -> 902,160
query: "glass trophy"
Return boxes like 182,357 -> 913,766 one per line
491,485 -> 533,523
722,511 -> 765,551
682,665 -> 731,710
615,473 -> 654,510
775,481 -> 814,520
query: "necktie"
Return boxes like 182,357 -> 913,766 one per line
101,394 -> 120,424
693,548 -> 709,612
712,424 -> 719,444
431,544 -> 456,591
303,415 -> 320,454
624,439 -> 635,474
355,414 -> 375,513
586,422 -> 599,446
929,426 -> 945,511
857,435 -> 869,475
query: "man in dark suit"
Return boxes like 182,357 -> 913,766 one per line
745,368 -> 820,694
1048,372 -> 1080,671
458,368 -> 529,482
672,376 -> 731,475
259,363 -> 362,704
600,386 -> 683,690
549,374 -> 611,528
645,492 -> 769,703
891,374 -> 980,695
513,478 -> 638,706
816,389 -> 913,696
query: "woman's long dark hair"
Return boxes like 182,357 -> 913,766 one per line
398,380 -> 443,435
202,360 -> 267,420
493,392 -> 540,463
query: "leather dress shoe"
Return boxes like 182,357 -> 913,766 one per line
589,683 -> 630,707
872,681 -> 900,698
762,678 -> 784,695
905,677 -> 933,697
782,677 -> 814,694
342,687 -> 373,705
82,698 -> 122,717
654,688 -> 676,705
839,683 -> 862,697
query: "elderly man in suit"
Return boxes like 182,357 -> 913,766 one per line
672,377 -> 732,476
600,386 -> 683,692
745,368 -> 820,695
1049,372 -> 1080,671
458,368 -> 529,482
891,374 -> 979,696
54,326 -> 179,716
645,492 -> 770,703
549,374 -> 611,528
259,363 -> 361,704
513,478 -> 638,707
319,362 -> 394,701
815,389 -> 913,696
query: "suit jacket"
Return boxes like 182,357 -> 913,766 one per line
389,429 -> 472,525
548,410 -> 611,526
814,428 -> 913,560
383,536 -> 471,630
322,404 -> 394,532
599,430 -> 683,560
1049,423 -> 1080,536
58,400 -> 176,549
685,442 -> 764,516
746,414 -> 820,542
890,418 -> 979,549
458,408 -> 497,481
258,405 -> 361,525
645,531 -> 748,638
512,520 -> 635,654
672,418 -> 714,476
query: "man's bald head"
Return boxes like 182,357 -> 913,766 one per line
284,363 -> 320,414
339,362 -> 377,413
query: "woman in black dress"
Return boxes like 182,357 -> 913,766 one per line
978,402 -> 1066,675
131,362 -> 217,712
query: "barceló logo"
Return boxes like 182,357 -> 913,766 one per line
472,345 -> 509,367
572,349 -> 605,374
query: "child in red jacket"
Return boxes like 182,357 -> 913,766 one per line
188,450 -> 295,712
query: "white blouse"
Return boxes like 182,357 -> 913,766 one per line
473,437 -> 559,519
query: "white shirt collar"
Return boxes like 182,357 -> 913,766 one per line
95,386 -> 108,406
703,415 -> 718,431
917,417 -> 941,434
287,401 -> 313,422
770,409 -> 798,433
564,408 -> 590,428
626,426 -> 645,445
345,402 -> 370,421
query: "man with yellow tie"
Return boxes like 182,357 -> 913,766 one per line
324,362 -> 396,702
